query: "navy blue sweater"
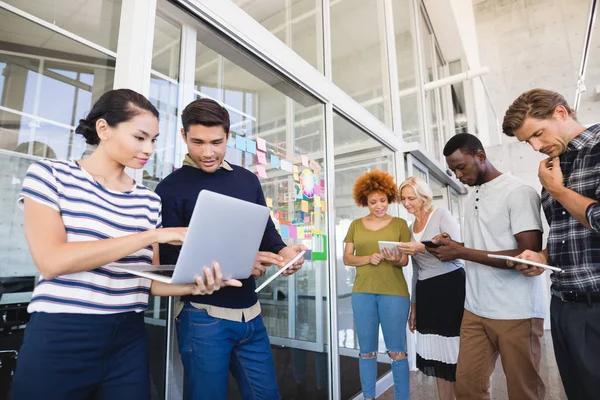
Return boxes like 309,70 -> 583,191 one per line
155,164 -> 286,308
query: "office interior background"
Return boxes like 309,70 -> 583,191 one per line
0,0 -> 598,399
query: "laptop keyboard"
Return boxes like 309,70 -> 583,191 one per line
145,270 -> 174,278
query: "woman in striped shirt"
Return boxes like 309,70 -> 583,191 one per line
11,89 -> 239,400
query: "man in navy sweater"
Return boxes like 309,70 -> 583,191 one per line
156,98 -> 307,400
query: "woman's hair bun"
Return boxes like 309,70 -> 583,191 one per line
75,118 -> 100,146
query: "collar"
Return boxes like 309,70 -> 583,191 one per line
568,124 -> 599,151
182,154 -> 233,171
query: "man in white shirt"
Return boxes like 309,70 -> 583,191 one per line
427,133 -> 546,400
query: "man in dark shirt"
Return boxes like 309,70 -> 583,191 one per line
503,88 -> 600,400
156,98 -> 307,400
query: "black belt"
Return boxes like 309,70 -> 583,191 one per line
552,289 -> 600,305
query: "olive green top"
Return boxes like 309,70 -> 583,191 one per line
344,217 -> 410,297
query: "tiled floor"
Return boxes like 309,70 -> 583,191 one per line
380,334 -> 567,399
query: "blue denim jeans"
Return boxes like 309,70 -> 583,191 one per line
352,293 -> 410,400
176,302 -> 279,400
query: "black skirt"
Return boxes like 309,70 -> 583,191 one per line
415,268 -> 465,382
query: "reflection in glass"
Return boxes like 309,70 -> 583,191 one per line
392,0 -> 417,90
449,60 -> 468,134
420,13 -> 434,82
3,0 -> 122,51
0,5 -> 116,334
330,0 -> 391,126
234,0 -> 324,72
144,14 -> 181,188
400,94 -> 421,143
152,14 -> 181,80
334,113 -> 396,398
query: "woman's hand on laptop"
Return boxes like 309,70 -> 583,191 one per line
252,252 -> 285,278
154,227 -> 188,246
278,244 -> 309,276
190,262 -> 242,295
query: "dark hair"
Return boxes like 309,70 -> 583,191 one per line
502,88 -> 576,137
443,133 -> 485,157
75,89 -> 159,145
181,98 -> 230,133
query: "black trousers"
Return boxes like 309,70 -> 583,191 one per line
550,296 -> 600,400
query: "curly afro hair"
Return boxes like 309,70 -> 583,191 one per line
353,170 -> 399,207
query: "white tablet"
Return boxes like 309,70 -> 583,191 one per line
378,241 -> 400,253
255,251 -> 307,292
488,254 -> 562,272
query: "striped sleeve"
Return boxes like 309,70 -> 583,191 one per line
156,206 -> 163,229
18,160 -> 60,212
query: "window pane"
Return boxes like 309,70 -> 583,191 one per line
3,0 -> 122,51
144,14 -> 182,187
162,15 -> 331,399
400,94 -> 421,143
392,0 -> 417,89
151,14 -> 181,80
0,8 -> 115,280
234,0 -> 324,73
330,0 -> 392,126
419,13 -> 434,82
333,114 -> 397,398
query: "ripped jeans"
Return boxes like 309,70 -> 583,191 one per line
351,293 -> 410,400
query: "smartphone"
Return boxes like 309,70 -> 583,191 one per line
421,240 -> 440,248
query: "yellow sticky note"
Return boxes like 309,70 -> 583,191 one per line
301,200 -> 309,212
297,226 -> 305,238
314,195 -> 321,207
293,172 -> 299,181
321,201 -> 327,212
266,198 -> 273,207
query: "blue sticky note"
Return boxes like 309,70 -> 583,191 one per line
280,225 -> 289,238
270,155 -> 280,169
246,140 -> 257,154
235,136 -> 246,151
227,136 -> 235,148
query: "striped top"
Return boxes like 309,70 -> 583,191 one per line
18,159 -> 161,314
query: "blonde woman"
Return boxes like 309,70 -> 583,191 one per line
396,177 -> 465,400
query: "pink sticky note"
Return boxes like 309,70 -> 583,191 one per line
257,151 -> 268,165
256,165 -> 268,178
304,216 -> 310,223
289,225 -> 297,238
257,138 -> 267,152
314,184 -> 320,196
301,155 -> 309,167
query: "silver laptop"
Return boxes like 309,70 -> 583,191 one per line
114,190 -> 270,284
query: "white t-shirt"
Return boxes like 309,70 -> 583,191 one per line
463,174 -> 546,320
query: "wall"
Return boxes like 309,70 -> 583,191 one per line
474,0 -> 590,133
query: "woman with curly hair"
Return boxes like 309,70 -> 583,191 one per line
343,170 -> 411,400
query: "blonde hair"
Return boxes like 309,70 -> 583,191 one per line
399,176 -> 433,211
